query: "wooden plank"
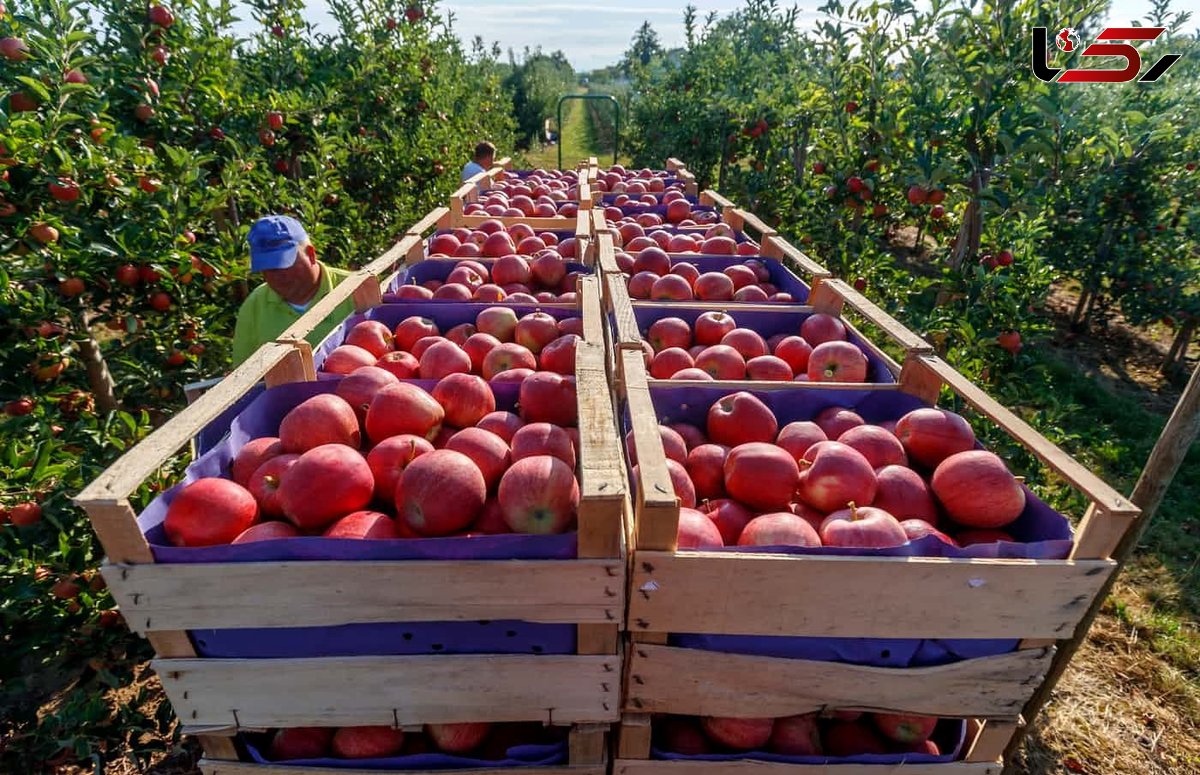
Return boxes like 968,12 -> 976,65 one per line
898,351 -> 945,404
577,209 -> 592,241
1070,503 -> 1136,560
842,319 -> 903,377
265,340 -> 315,388
597,234 -> 621,275
822,279 -> 932,354
407,207 -> 450,237
761,235 -> 832,280
203,761 -> 606,775
570,724 -> 609,766
104,559 -> 625,632
965,720 -> 1020,763
576,342 -> 627,561
700,189 -> 734,209
614,761 -> 1002,775
75,344 -> 296,504
721,208 -> 745,232
628,552 -> 1114,639
155,654 -> 621,728
76,501 -> 153,565
592,208 -> 612,237
580,276 -> 606,346
666,158 -> 686,172
618,714 -> 652,759
622,350 -> 679,552
730,208 -> 776,239
625,644 -> 1052,719
607,275 -> 640,350
916,355 -> 1140,521
198,737 -> 238,761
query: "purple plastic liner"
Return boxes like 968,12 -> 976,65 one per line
312,303 -> 582,373
382,259 -> 591,298
137,379 -> 577,659
627,384 -> 1073,667
629,306 -> 895,384
244,737 -> 567,770
652,718 -> 966,765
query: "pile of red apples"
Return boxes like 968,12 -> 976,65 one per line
321,309 -> 581,383
639,311 -> 869,383
268,721 -> 559,761
162,367 -> 579,546
464,170 -> 580,218
627,392 -> 1027,550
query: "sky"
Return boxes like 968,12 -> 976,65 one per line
231,0 -> 1200,71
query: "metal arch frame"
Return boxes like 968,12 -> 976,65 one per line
556,94 -> 620,169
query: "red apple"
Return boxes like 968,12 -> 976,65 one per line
476,411 -> 524,443
396,449 -> 486,535
686,444 -> 729,500
446,428 -> 511,491
476,306 -> 519,342
707,391 -> 777,446
411,336 -> 445,360
376,351 -> 419,379
232,520 -> 298,544
247,453 -> 300,517
873,713 -> 938,745
279,444 -> 375,531
426,722 -> 492,753
814,406 -> 864,438
651,274 -> 694,300
734,285 -> 770,302
873,465 -> 939,522
432,373 -> 496,428
796,442 -> 876,512
232,436 -> 283,487
838,425 -> 907,468
695,345 -> 747,379
824,722 -> 888,756
725,443 -> 799,511
677,507 -> 725,548
461,333 -> 502,373
531,252 -> 567,288
518,372 -> 577,426
746,355 -> 793,381
332,727 -> 405,758
807,341 -> 868,382
270,727 -> 334,760
633,246 -> 672,275
776,421 -> 827,463
512,422 -> 576,467
821,504 -> 907,547
395,285 -> 434,300
365,383 -> 444,442
672,368 -> 715,381
420,340 -> 472,379
694,272 -> 735,301
669,423 -> 708,450
628,271 -> 660,299
429,233 -> 461,255
625,425 -> 688,466
703,498 -> 755,545
723,265 -> 758,291
515,312 -> 560,354
279,393 -> 361,453
482,231 -> 516,258
498,455 -> 579,533
324,344 -> 377,375
658,717 -> 712,755
720,329 -> 768,360
769,713 -> 823,755
671,261 -> 701,285
336,366 -> 400,426
694,311 -> 737,345
651,347 -> 694,379
931,450 -> 1025,527
895,408 -> 976,468
323,510 -> 400,539
345,320 -> 394,358
482,342 -> 537,380
800,313 -> 847,346
701,717 -> 774,750
445,323 -> 477,346
774,336 -> 813,374
647,317 -> 693,352
366,434 -> 434,502
539,333 -> 579,375
491,367 -> 535,384
394,316 -> 440,351
901,518 -> 957,545
738,512 -> 821,547
165,478 -> 258,547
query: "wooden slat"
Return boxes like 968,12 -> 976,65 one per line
577,209 -> 592,241
570,724 -> 609,766
607,275 -> 640,350
203,761 -> 606,775
618,714 -> 652,759
104,559 -> 625,632
625,644 -> 1052,719
614,761 -> 1002,775
761,235 -> 832,279
622,350 -> 679,552
407,206 -> 450,236
730,208 -> 776,239
265,340 -> 315,387
699,189 -> 734,209
75,344 -> 298,504
898,351 -> 945,404
915,355 -> 1140,521
198,737 -> 238,761
627,552 -> 1113,639
820,279 -> 932,354
842,318 -> 903,377
1070,503 -> 1137,560
965,720 -> 1021,763
576,342 -> 627,559
597,233 -> 620,275
666,158 -> 686,172
580,276 -> 606,347
154,654 -> 621,727
722,208 -> 745,232
75,501 -> 153,565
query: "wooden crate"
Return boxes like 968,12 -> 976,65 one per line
447,162 -> 594,231
75,311 -> 628,767
612,339 -> 1138,770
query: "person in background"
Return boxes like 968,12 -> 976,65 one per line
462,141 -> 496,189
231,215 -> 357,366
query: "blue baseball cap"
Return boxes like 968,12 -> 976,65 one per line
248,215 -> 308,272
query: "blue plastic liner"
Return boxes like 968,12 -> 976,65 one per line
624,383 -> 1073,667
629,305 -> 894,384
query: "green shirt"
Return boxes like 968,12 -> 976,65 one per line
231,261 -> 356,366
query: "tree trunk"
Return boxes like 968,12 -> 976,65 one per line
792,124 -> 809,186
948,198 -> 983,271
1162,318 -> 1197,376
1070,286 -> 1092,328
77,332 -> 119,415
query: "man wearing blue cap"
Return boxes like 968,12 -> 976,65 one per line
231,215 -> 357,365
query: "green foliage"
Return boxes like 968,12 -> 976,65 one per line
502,48 -> 574,148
